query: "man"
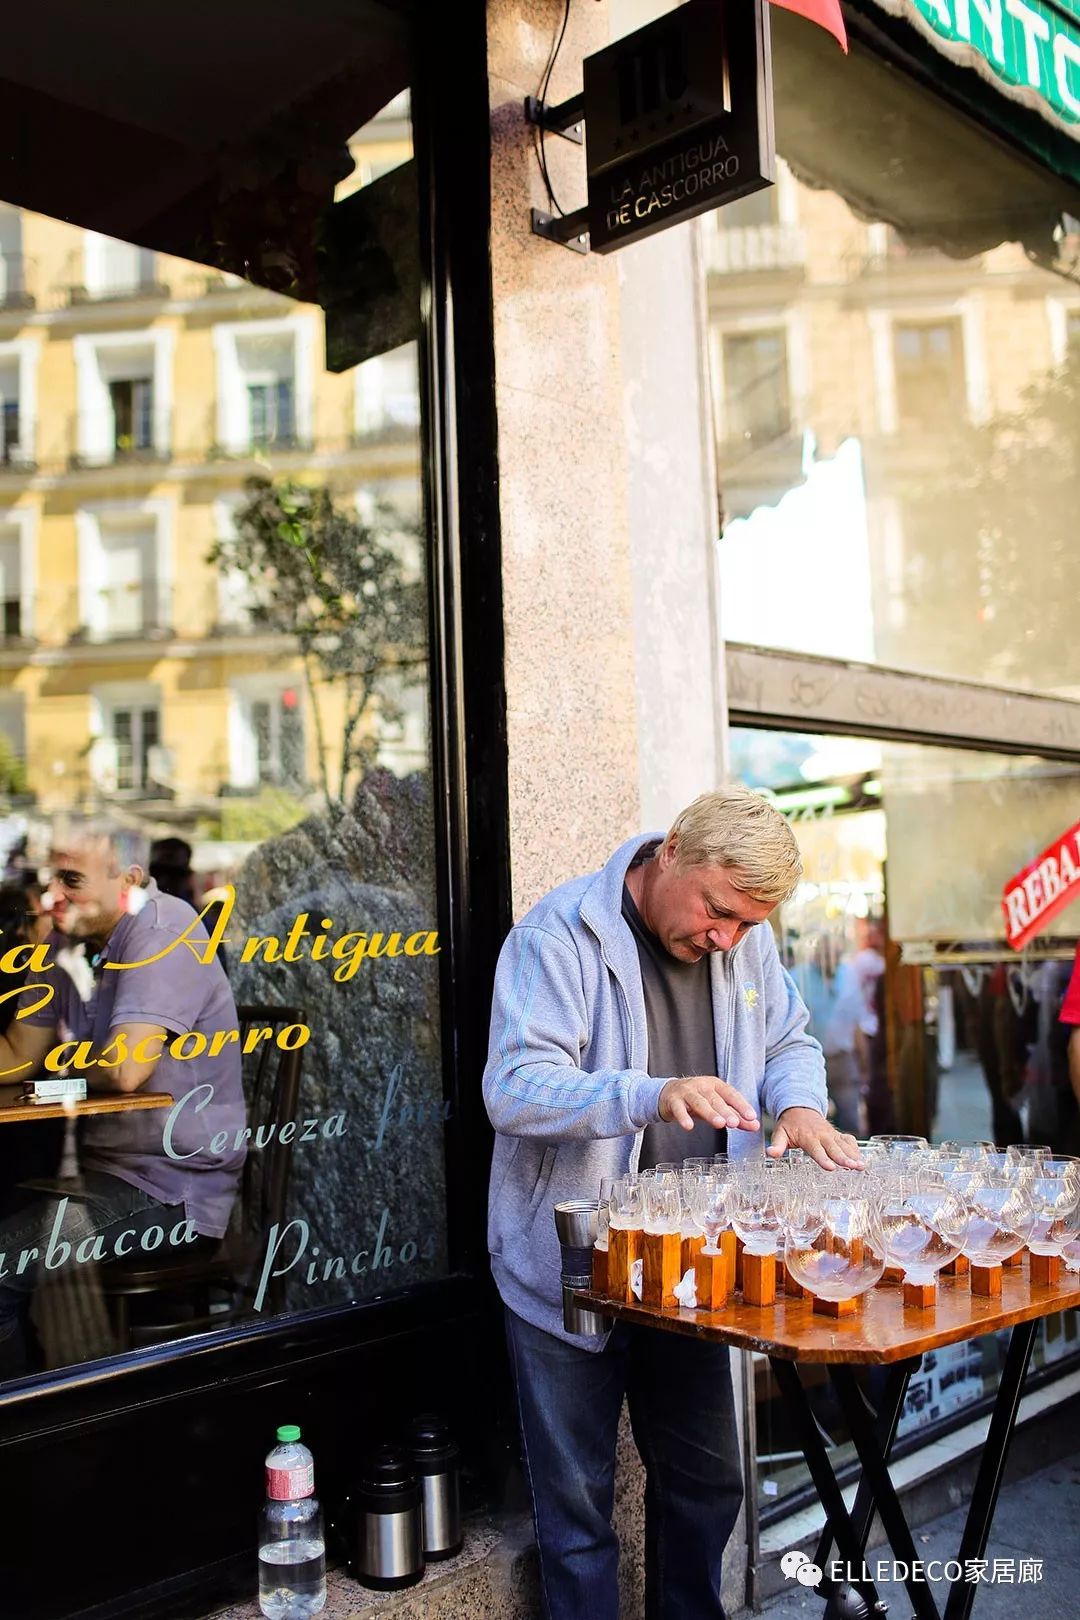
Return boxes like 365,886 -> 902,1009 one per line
0,817 -> 246,1375
483,787 -> 858,1620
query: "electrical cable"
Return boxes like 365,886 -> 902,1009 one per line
534,0 -> 573,217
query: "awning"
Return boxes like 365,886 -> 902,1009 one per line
865,0 -> 1080,141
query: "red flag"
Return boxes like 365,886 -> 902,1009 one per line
768,0 -> 848,52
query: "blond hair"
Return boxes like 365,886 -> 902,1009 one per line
658,785 -> 801,905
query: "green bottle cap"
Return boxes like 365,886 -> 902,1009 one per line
276,1424 -> 302,1443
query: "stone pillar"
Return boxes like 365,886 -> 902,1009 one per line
487,0 -> 640,916
612,0 -> 726,828
485,5 -> 741,1617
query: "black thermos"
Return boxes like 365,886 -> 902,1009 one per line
407,1414 -> 463,1561
347,1446 -> 425,1590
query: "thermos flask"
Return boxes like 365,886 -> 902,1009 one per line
347,1446 -> 425,1590
554,1199 -> 610,1336
407,1414 -> 463,1560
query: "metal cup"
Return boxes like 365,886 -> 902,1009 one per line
554,1199 -> 611,1336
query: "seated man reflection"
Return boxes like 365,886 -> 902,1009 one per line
0,818 -> 246,1377
0,878 -> 64,1209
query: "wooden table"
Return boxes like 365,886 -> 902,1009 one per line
576,1268 -> 1080,1620
0,1083 -> 174,1123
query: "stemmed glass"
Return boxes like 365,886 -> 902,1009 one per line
1018,1158 -> 1080,1283
730,1162 -> 785,1256
690,1173 -> 733,1255
784,1187 -> 885,1314
953,1170 -> 1035,1294
642,1173 -> 683,1308
605,1176 -> 644,1302
875,1171 -> 966,1306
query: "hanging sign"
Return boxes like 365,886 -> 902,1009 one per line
583,0 -> 775,253
1002,818 -> 1080,949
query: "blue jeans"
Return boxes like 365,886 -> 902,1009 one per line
0,1170 -> 173,1378
505,1308 -> 743,1620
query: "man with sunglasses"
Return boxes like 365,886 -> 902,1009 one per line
0,816 -> 246,1377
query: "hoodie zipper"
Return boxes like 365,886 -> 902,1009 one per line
581,913 -> 644,1171
720,935 -> 747,1085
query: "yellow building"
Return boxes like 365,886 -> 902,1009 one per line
0,99 -> 422,853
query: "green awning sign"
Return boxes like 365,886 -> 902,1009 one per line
871,0 -> 1080,135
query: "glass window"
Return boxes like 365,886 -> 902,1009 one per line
0,67 -> 445,1380
734,724 -> 1080,1510
705,15 -> 1080,696
720,329 -> 790,445
892,319 -> 966,432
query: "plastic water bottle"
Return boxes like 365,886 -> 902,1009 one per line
258,1424 -> 327,1618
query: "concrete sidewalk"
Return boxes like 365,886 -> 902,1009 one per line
754,1452 -> 1080,1620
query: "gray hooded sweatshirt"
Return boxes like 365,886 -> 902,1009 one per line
482,832 -> 827,1347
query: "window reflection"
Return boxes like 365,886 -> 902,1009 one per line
706,31 -> 1080,696
736,725 -> 1080,1509
0,83 -> 446,1376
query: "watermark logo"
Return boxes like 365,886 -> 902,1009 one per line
780,1550 -> 823,1586
779,1548 -> 1044,1587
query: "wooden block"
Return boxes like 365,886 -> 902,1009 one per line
943,1255 -> 969,1277
784,1265 -> 809,1300
695,1248 -> 730,1312
642,1230 -> 682,1309
720,1228 -> 737,1279
877,1265 -> 904,1286
1003,1250 -> 1024,1269
742,1250 -> 777,1307
813,1295 -> 858,1318
608,1227 -> 643,1303
681,1233 -> 706,1274
902,1280 -> 937,1309
970,1263 -> 1002,1297
734,1235 -> 744,1291
592,1244 -> 609,1296
1030,1252 -> 1062,1288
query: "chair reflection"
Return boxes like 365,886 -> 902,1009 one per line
102,1003 -> 305,1348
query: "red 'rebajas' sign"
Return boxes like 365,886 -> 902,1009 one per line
1002,820 -> 1080,950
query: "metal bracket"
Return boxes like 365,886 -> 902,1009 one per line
530,207 -> 590,255
524,94 -> 585,143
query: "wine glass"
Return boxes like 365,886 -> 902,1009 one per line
643,1174 -> 681,1234
608,1176 -> 644,1232
730,1161 -> 785,1255
691,1173 -> 733,1254
954,1172 -> 1033,1268
784,1192 -> 885,1301
1019,1159 -> 1080,1256
875,1172 -> 965,1290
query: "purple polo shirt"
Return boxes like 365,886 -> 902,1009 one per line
23,881 -> 246,1238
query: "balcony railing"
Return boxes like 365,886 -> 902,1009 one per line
176,270 -> 248,300
852,234 -> 974,279
0,255 -> 36,312
73,582 -> 173,644
68,409 -> 171,469
706,224 -> 806,276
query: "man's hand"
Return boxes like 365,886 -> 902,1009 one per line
767,1106 -> 863,1170
658,1075 -> 760,1133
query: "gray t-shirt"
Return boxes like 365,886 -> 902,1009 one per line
23,880 -> 246,1237
621,851 -> 724,1170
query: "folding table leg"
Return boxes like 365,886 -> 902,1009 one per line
769,1357 -> 886,1617
941,1319 -> 1038,1620
812,1360 -> 916,1578
830,1365 -> 941,1620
